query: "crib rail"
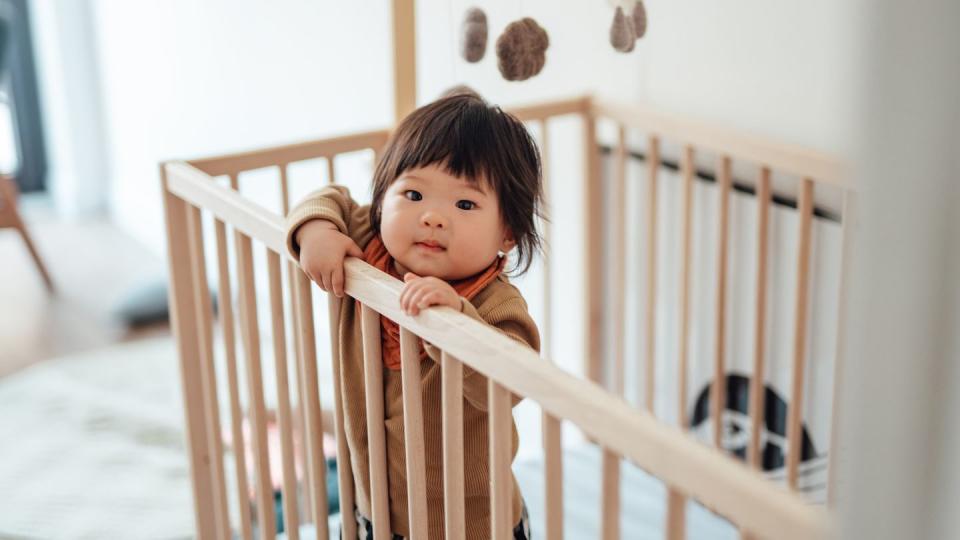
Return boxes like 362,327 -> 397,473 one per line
163,95 -> 846,540
163,155 -> 831,539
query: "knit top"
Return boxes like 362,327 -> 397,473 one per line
286,185 -> 540,539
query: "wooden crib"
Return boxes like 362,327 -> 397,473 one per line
161,94 -> 849,540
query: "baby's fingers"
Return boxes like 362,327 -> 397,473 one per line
331,266 -> 345,298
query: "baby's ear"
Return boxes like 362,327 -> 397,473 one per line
500,231 -> 517,253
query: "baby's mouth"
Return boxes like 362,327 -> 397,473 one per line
414,240 -> 446,252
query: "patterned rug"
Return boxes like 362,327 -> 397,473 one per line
0,338 -> 196,540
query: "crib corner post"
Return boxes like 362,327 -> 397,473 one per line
161,163 -> 219,540
582,109 -> 604,385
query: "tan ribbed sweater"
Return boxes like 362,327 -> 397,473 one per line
286,185 -> 540,539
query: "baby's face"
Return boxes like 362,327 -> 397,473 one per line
380,164 -> 515,281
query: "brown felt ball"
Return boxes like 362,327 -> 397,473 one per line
632,1 -> 648,40
610,6 -> 636,53
460,7 -> 488,63
496,17 -> 549,82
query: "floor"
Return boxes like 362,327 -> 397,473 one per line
0,197 -> 170,378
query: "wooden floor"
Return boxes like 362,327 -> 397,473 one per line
0,201 -> 170,378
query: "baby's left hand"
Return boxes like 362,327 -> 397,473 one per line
400,272 -> 461,316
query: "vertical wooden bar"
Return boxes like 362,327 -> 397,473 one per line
326,157 -> 336,185
583,113 -> 603,384
279,163 -> 314,523
712,156 -> 732,449
538,118 -> 564,540
601,449 -> 621,540
612,126 -> 628,396
667,145 -> 695,540
161,165 -> 218,540
442,352 -> 466,540
327,294 -> 357,539
665,490 -> 686,540
400,328 -> 429,537
360,304 -> 390,538
186,204 -> 231,540
489,381 -> 512,539
391,0 -> 417,122
787,178 -> 815,490
645,135 -> 661,412
267,250 -> 301,540
293,271 -> 331,539
827,191 -> 856,507
234,231 -> 277,539
214,217 -> 253,540
677,146 -> 695,428
748,168 -> 772,468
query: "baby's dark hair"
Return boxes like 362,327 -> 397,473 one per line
370,87 -> 545,276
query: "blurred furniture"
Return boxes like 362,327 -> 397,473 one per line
0,173 -> 53,290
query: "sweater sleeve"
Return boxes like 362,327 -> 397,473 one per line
423,291 -> 541,411
285,184 -> 375,261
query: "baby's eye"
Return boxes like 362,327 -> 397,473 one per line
455,200 -> 476,211
404,190 -> 423,201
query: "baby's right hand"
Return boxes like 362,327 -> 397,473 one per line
296,219 -> 363,297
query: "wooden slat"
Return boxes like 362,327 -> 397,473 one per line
543,413 -> 563,540
326,294 -> 357,539
678,145 -> 695,428
267,250 -> 301,540
748,168 -> 772,468
187,129 -> 391,177
186,205 -> 231,540
214,218 -> 253,540
279,164 -> 313,524
442,352 -> 466,540
583,114 -> 603,384
645,135 -> 660,412
392,0 -> 416,122
712,156 -> 732,449
612,126 -> 628,396
293,271 -> 331,537
234,231 -> 277,539
669,145 -> 695,540
160,168 -> 218,540
786,179 -> 815,489
590,98 -> 850,189
400,328 -> 429,537
489,381 -> 512,539
360,304 -> 390,537
326,157 -> 336,185
827,191 -> 856,507
538,119 -> 564,540
665,489 -> 686,540
601,449 -> 621,540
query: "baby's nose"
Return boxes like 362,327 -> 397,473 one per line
421,211 -> 448,229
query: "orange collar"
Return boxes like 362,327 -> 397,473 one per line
360,235 -> 505,370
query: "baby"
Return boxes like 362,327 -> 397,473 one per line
286,89 -> 543,540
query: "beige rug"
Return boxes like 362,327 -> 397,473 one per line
0,338 -> 196,540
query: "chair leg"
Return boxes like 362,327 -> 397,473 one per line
0,176 -> 55,292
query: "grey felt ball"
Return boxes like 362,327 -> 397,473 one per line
632,1 -> 648,40
610,6 -> 636,52
461,7 -> 488,63
496,17 -> 549,81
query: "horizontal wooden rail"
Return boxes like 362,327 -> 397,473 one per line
591,97 -> 850,190
187,129 -> 392,177
507,95 -> 591,122
163,162 -> 832,540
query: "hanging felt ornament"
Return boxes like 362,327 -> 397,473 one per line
496,17 -> 550,82
609,6 -> 636,52
460,7 -> 488,63
632,0 -> 648,39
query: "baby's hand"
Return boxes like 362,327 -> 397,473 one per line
296,219 -> 363,297
400,272 -> 461,316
